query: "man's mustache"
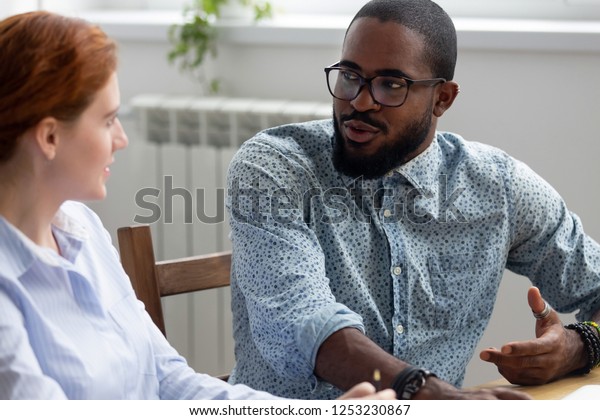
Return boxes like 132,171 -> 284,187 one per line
340,110 -> 387,134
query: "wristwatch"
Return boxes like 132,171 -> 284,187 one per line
392,367 -> 437,400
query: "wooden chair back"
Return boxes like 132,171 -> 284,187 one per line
117,224 -> 232,337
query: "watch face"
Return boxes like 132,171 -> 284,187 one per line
403,375 -> 427,399
393,368 -> 437,399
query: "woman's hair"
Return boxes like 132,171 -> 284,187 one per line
0,11 -> 117,162
348,0 -> 457,81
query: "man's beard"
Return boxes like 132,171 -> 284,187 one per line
332,105 -> 433,179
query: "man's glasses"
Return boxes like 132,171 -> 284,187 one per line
324,62 -> 446,107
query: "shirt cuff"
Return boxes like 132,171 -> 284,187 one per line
296,303 -> 364,387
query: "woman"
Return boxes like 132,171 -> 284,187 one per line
0,11 -> 394,400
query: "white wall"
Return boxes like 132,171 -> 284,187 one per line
92,19 -> 600,388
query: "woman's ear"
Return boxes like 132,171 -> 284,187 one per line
433,81 -> 460,117
33,117 -> 60,161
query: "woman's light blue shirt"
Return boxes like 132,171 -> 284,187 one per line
0,201 -> 276,400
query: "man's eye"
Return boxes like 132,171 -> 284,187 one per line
381,79 -> 407,90
341,71 -> 359,81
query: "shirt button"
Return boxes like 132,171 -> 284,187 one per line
385,171 -> 394,178
383,209 -> 392,218
396,324 -> 404,334
392,266 -> 402,276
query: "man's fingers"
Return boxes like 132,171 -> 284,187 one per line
479,347 -> 500,362
480,341 -> 553,368
528,286 -> 546,314
528,286 -> 563,337
501,335 -> 558,357
528,286 -> 555,322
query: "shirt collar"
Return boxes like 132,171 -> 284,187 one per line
51,204 -> 88,263
0,204 -> 88,278
338,133 -> 442,190
395,134 -> 441,191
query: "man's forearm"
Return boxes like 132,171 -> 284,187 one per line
314,327 -> 410,391
316,327 -> 530,400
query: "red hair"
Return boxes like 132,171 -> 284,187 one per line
0,11 -> 117,162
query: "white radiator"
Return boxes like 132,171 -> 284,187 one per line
129,95 -> 331,376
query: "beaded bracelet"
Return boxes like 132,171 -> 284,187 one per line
580,323 -> 600,369
565,322 -> 600,374
584,321 -> 600,337
585,323 -> 600,369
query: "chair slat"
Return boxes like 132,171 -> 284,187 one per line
156,252 -> 232,296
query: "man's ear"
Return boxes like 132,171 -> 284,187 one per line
33,117 -> 60,160
433,81 -> 460,117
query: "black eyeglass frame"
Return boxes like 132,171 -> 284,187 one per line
324,62 -> 447,108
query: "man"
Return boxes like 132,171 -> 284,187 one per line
226,0 -> 600,399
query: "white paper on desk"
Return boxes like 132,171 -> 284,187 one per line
561,385 -> 600,399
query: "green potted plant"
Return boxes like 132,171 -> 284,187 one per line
168,0 -> 272,93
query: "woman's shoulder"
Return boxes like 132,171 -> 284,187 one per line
57,201 -> 106,235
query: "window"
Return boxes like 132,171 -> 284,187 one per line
268,0 -> 600,20
3,0 -> 600,20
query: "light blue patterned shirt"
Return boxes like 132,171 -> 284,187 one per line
0,201 -> 277,400
226,119 -> 600,399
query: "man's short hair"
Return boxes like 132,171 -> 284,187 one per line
348,0 -> 457,81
